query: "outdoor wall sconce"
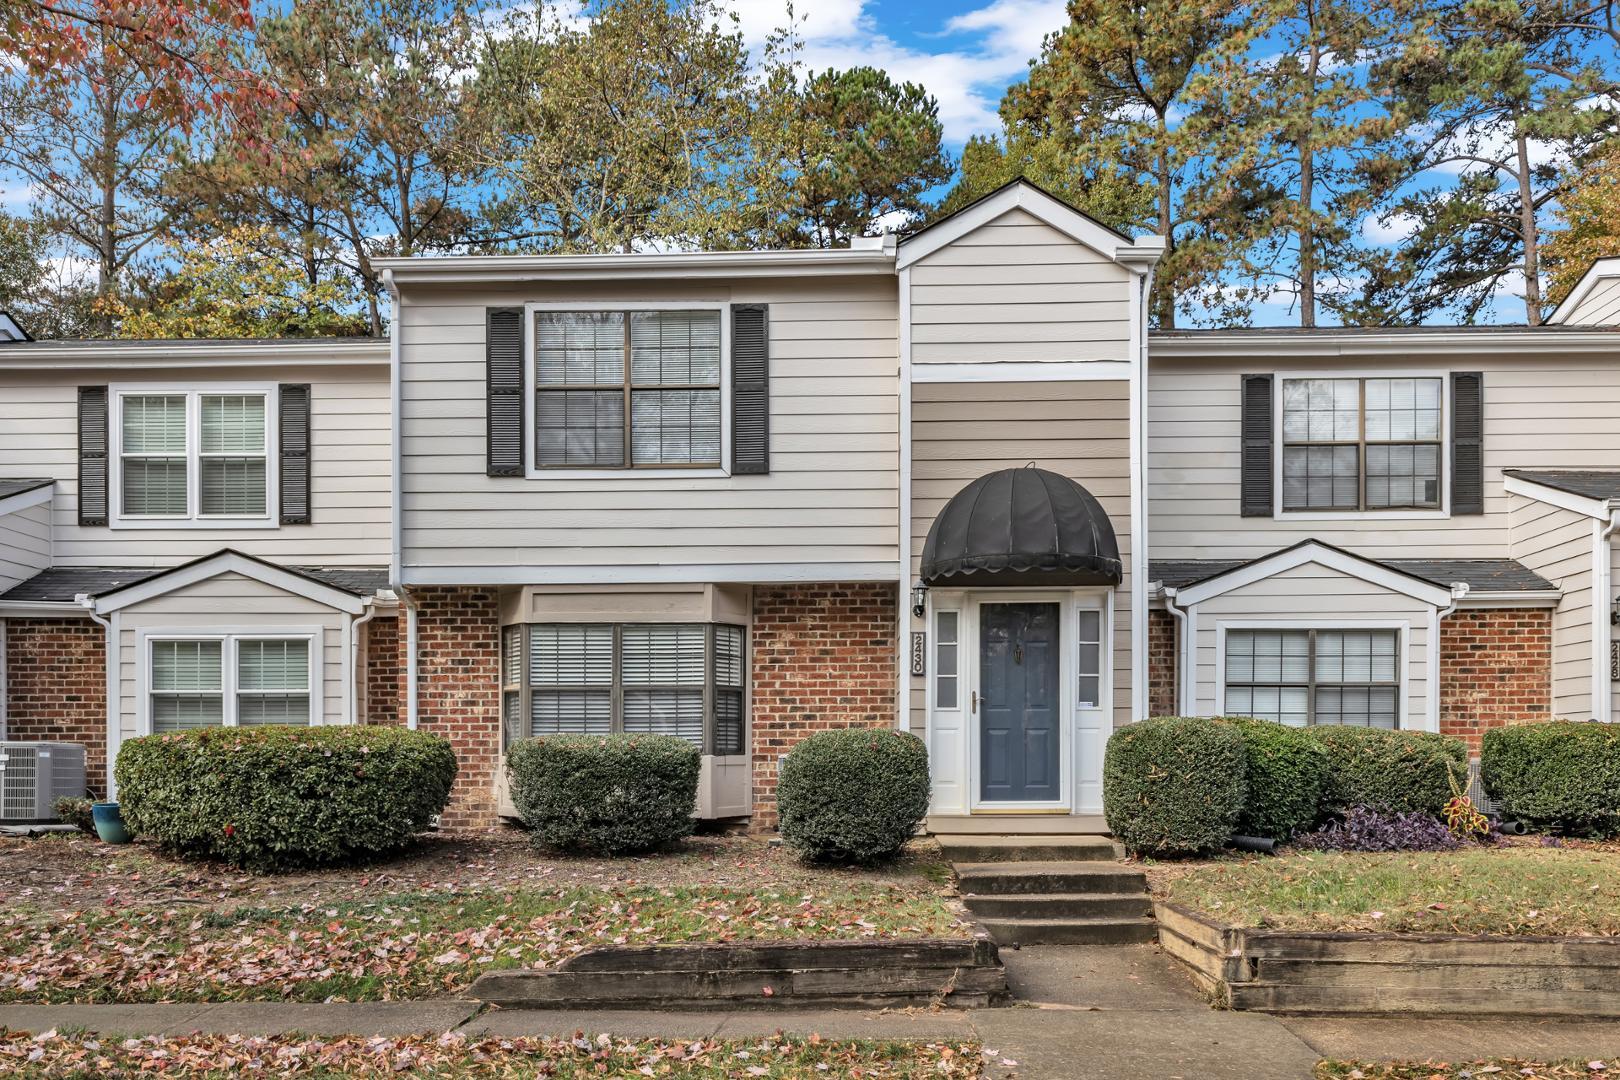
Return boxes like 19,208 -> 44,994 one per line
911,582 -> 929,619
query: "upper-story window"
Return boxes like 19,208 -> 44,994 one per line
533,309 -> 722,470
114,388 -> 275,525
1280,377 -> 1443,512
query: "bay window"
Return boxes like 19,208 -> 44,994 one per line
502,623 -> 745,755
116,388 -> 273,523
1224,628 -> 1400,728
149,634 -> 313,732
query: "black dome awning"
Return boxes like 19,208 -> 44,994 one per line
920,467 -> 1122,588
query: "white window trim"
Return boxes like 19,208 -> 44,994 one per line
522,301 -> 731,480
109,383 -> 280,530
1272,369 -> 1451,521
1213,619 -> 1411,730
137,626 -> 324,735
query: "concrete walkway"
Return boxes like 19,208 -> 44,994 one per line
3,947 -> 1619,1079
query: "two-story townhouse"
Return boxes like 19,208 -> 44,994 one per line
0,338 -> 399,794
4,182 -> 1620,836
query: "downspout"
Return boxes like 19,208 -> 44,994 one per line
1161,587 -> 1190,716
78,594 -> 116,798
1597,509 -> 1619,723
402,587 -> 419,730
349,597 -> 380,725
1428,583 -> 1468,733
383,267 -> 418,732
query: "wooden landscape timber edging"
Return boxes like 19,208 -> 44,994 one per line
1154,901 -> 1620,1018
468,938 -> 1009,1010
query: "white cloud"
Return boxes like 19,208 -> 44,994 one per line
1360,212 -> 1420,245
728,0 -> 1069,145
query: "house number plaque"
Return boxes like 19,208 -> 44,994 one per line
910,632 -> 926,676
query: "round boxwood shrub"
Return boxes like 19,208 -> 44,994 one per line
1218,717 -> 1330,841
777,728 -> 930,865
507,733 -> 700,855
115,725 -> 457,872
1482,722 -> 1620,837
1103,717 -> 1248,858
1307,725 -> 1467,819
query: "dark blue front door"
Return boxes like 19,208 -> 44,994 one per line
979,602 -> 1060,803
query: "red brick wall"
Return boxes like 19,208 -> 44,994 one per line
363,616 -> 401,726
4,618 -> 107,795
749,582 -> 898,831
1148,609 -> 1177,716
1439,608 -> 1553,753
408,587 -> 501,827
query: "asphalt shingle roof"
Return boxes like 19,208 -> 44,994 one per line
1505,469 -> 1620,502
1150,556 -> 1555,594
0,478 -> 53,501
0,565 -> 390,604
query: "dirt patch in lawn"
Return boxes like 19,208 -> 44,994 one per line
0,828 -> 952,914
1147,846 -> 1620,937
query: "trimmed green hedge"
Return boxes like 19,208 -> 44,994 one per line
1221,717 -> 1329,841
1104,717 -> 1248,857
116,725 -> 457,871
1482,722 -> 1620,837
1307,725 -> 1467,818
507,733 -> 699,855
777,728 -> 930,865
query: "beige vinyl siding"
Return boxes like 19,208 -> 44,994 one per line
0,499 -> 51,592
1509,496 -> 1592,719
1190,563 -> 1432,727
908,380 -> 1134,733
0,365 -> 390,567
908,208 -> 1133,364
1150,354 -> 1620,560
397,276 -> 899,577
116,571 -> 349,745
1564,276 -> 1620,325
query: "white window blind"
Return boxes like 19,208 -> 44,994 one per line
1225,628 -> 1399,728
528,624 -> 614,736
622,624 -> 706,744
117,390 -> 271,521
713,625 -> 745,755
121,395 -> 188,516
236,638 -> 310,726
533,309 -> 721,470
200,395 -> 267,516
151,639 -> 224,731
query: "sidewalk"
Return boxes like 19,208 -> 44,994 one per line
2,947 -> 1618,1079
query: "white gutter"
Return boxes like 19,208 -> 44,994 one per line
1161,587 -> 1192,716
1150,329 -> 1620,358
374,247 -> 897,285
0,340 -> 389,369
348,598 -> 381,724
1427,583 -> 1469,733
0,601 -> 91,618
895,264 -> 913,732
77,594 -> 118,799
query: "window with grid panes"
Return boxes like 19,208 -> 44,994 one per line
1280,378 -> 1442,511
534,310 -> 721,469
502,623 -> 746,754
1224,628 -> 1400,728
149,636 -> 310,731
119,391 -> 269,520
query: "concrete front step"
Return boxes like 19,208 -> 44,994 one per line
962,891 -> 1153,920
974,916 -> 1160,946
954,860 -> 1148,896
935,834 -> 1120,864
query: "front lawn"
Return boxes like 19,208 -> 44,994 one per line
0,1030 -> 987,1078
0,831 -> 966,1004
1150,845 -> 1620,936
1318,1059 -> 1620,1079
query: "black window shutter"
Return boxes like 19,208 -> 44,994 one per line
731,303 -> 769,475
77,385 -> 108,526
487,307 -> 524,476
1240,374 -> 1274,517
279,383 -> 311,524
1451,371 -> 1484,515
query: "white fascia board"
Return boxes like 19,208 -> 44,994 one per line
1503,473 -> 1614,520
1548,258 -> 1620,325
0,484 -> 52,517
0,340 -> 389,369
377,248 -> 896,286
93,551 -> 367,615
911,360 -> 1133,383
1174,541 -> 1453,608
897,183 -> 1157,270
401,562 -> 904,586
1149,329 -> 1620,358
